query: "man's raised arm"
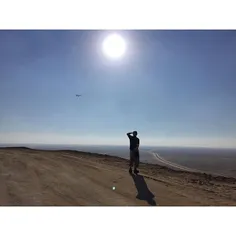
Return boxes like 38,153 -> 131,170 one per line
127,132 -> 132,138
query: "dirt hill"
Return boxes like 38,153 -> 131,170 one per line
0,147 -> 236,206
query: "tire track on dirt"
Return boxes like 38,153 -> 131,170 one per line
149,151 -> 222,176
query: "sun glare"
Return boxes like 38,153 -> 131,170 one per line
102,33 -> 126,59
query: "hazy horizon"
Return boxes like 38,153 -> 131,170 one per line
1,30 -> 236,148
1,141 -> 236,151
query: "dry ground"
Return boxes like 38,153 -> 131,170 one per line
0,147 -> 236,206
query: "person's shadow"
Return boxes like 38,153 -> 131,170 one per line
131,174 -> 157,206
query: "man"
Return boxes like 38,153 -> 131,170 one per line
127,131 -> 140,174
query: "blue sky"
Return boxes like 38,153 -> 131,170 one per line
0,30 -> 236,147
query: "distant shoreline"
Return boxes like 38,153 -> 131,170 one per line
1,144 -> 236,178
1,146 -> 236,180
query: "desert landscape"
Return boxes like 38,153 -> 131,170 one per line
0,147 -> 236,206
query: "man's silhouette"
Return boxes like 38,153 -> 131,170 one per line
127,131 -> 140,174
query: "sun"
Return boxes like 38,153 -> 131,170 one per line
102,33 -> 126,59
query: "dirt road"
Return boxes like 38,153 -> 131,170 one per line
0,147 -> 236,206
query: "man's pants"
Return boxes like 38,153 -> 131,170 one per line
130,150 -> 140,168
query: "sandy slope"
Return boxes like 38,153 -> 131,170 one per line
0,147 -> 236,206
